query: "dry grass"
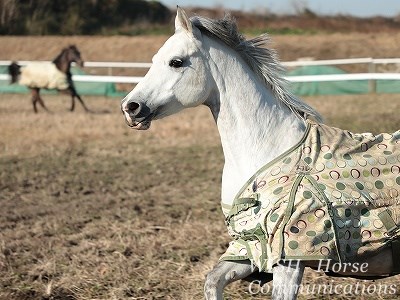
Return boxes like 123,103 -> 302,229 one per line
0,92 -> 400,300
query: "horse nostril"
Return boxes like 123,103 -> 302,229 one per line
127,101 -> 140,112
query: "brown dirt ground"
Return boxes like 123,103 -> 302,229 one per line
1,32 -> 400,62
1,33 -> 400,300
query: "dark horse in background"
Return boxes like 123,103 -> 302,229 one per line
8,45 -> 91,113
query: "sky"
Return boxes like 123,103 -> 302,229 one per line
161,0 -> 400,17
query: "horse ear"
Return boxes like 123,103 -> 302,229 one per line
175,6 -> 192,33
175,6 -> 202,39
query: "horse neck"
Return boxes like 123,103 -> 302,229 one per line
53,51 -> 71,74
204,40 -> 307,205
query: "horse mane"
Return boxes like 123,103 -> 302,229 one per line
52,48 -> 67,65
190,15 -> 322,122
52,45 -> 77,75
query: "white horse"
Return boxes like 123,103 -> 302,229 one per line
121,8 -> 399,300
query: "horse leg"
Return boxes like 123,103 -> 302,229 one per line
37,96 -> 50,112
34,89 -> 50,112
76,93 -> 91,112
31,88 -> 38,113
204,260 -> 255,300
70,95 -> 76,111
69,86 -> 90,112
272,261 -> 305,300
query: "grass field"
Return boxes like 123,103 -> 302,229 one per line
0,92 -> 399,300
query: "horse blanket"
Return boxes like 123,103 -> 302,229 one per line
220,120 -> 400,272
19,62 -> 69,90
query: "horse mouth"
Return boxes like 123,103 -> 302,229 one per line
131,120 -> 152,130
124,113 -> 153,130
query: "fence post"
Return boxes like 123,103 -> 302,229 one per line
368,61 -> 376,94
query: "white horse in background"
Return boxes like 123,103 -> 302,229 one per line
121,8 -> 400,300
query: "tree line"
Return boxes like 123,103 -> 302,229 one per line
0,0 -> 171,35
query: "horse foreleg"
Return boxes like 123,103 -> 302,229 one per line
204,260 -> 254,300
70,95 -> 76,111
31,88 -> 50,112
272,261 -> 305,300
69,86 -> 90,112
76,94 -> 91,112
37,95 -> 50,112
32,96 -> 38,113
31,88 -> 39,113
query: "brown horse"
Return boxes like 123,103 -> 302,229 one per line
8,45 -> 91,113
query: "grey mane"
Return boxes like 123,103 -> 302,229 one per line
190,15 -> 322,122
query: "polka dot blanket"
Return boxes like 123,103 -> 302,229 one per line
220,120 -> 400,272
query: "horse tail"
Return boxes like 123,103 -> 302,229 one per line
8,62 -> 21,84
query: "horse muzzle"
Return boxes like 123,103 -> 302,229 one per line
76,60 -> 84,68
121,100 -> 153,130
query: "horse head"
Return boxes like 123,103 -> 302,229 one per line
67,45 -> 84,68
121,7 -> 214,130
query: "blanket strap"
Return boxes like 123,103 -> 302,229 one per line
377,209 -> 400,274
225,194 -> 260,222
391,238 -> 400,274
278,174 -> 305,258
377,209 -> 398,233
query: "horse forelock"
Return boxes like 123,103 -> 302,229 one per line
190,15 -> 322,122
68,45 -> 80,54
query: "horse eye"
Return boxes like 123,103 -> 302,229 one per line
169,59 -> 183,68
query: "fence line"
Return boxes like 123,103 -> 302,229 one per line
1,58 -> 399,94
1,57 -> 400,69
0,60 -> 153,69
1,73 -> 400,84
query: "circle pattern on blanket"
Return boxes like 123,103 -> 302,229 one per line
326,161 -> 335,169
321,145 -> 330,152
306,230 -> 316,236
303,146 -> 311,154
392,166 -> 400,174
320,246 -> 330,256
355,182 -> 364,190
283,157 -> 292,164
375,180 -> 384,189
288,241 -> 298,249
304,157 -> 312,164
358,159 -> 367,167
336,182 -> 346,190
270,213 -> 279,222
273,187 -> 283,195
329,171 -> 340,180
